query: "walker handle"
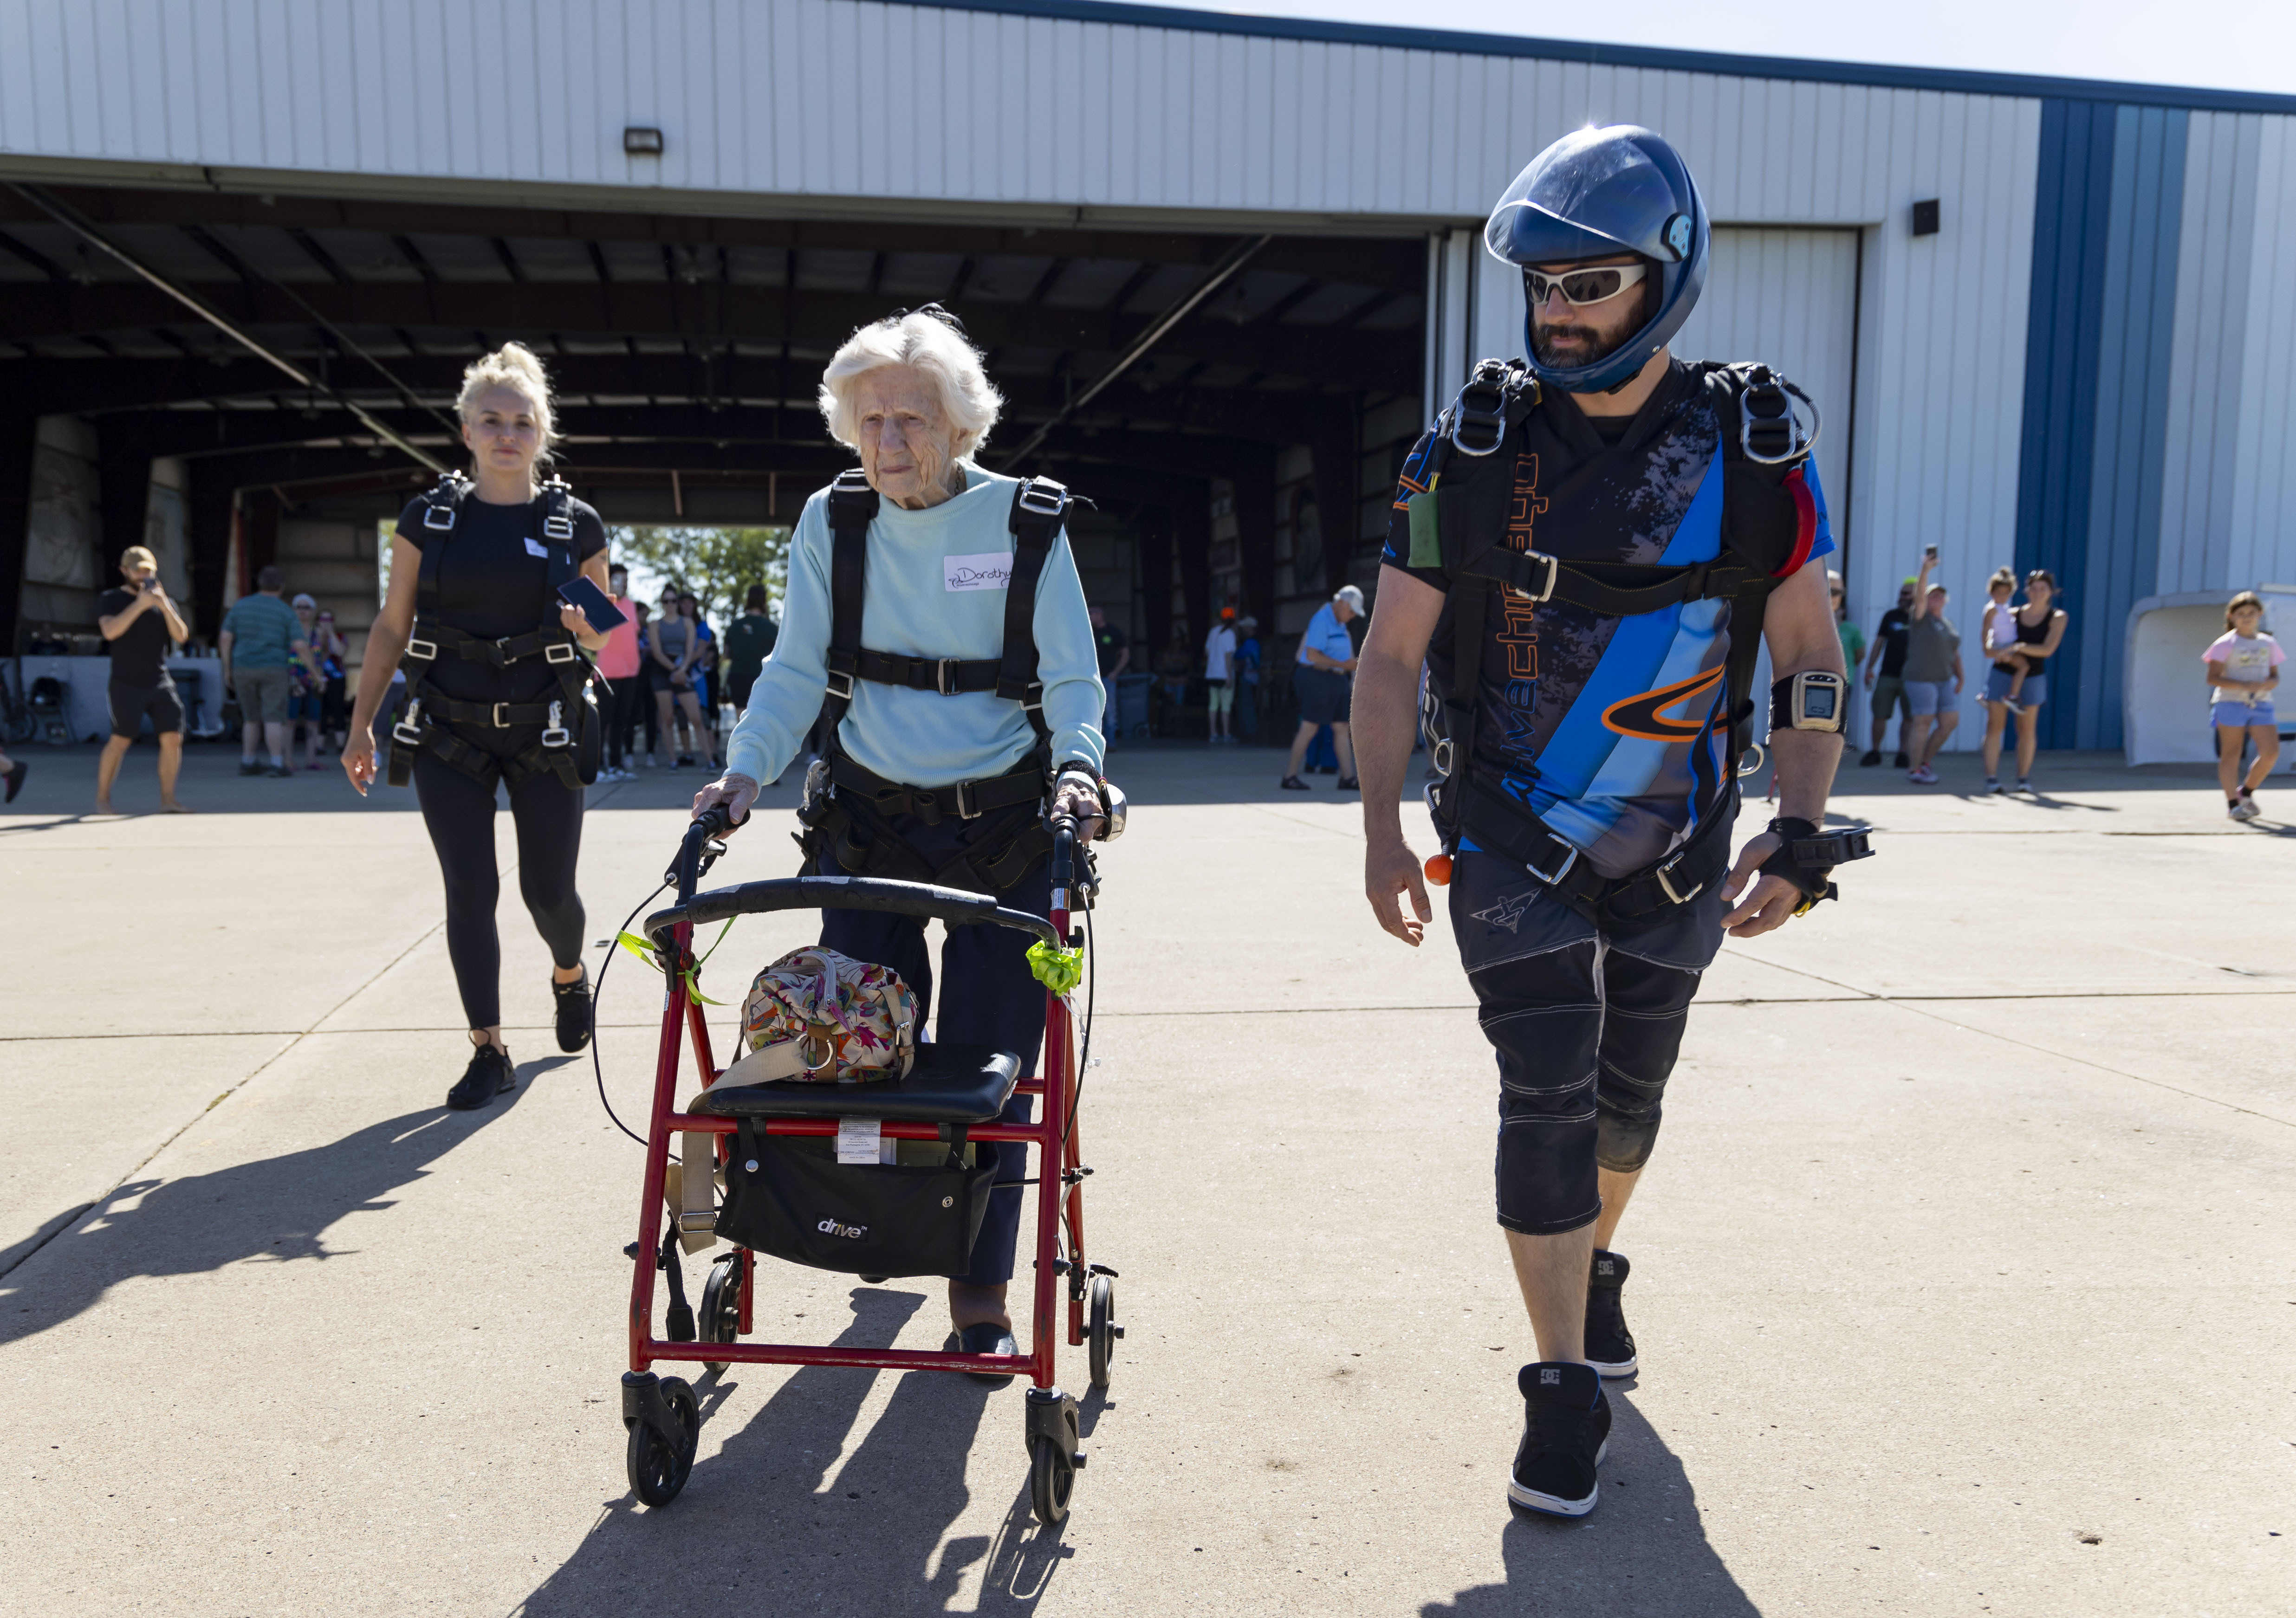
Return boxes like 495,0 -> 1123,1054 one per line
646,875 -> 1059,954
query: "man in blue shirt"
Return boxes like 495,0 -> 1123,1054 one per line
1281,584 -> 1362,790
1348,127 -> 1851,1520
220,565 -> 318,777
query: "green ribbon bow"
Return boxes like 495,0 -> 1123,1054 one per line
1025,939 -> 1083,994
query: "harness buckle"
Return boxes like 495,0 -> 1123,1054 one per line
824,669 -> 855,701
422,504 -> 456,531
1015,479 -> 1067,518
1447,361 -> 1514,457
391,700 -> 425,747
1653,852 -> 1702,906
1523,835 -> 1578,888
1431,737 -> 1454,776
1506,552 -> 1560,604
404,637 -> 438,661
935,658 -> 960,695
541,700 -> 571,749
542,515 -> 574,542
491,703 -> 511,728
953,779 -> 982,820
544,641 -> 578,664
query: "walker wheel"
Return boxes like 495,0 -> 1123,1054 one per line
1086,1274 -> 1119,1389
1029,1435 -> 1077,1527
699,1255 -> 742,1370
625,1377 -> 700,1508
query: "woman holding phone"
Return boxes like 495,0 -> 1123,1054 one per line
342,343 -> 614,1110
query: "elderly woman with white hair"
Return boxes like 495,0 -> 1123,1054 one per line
691,306 -> 1108,1381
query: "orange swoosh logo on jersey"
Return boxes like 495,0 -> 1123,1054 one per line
1600,665 -> 1726,742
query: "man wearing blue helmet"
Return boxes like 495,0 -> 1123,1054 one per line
1350,126 -> 1860,1519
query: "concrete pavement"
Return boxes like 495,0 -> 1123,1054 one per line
1,743 -> 2290,1615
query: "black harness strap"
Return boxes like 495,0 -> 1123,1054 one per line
804,470 -> 1075,895
390,473 -> 594,793
1422,359 -> 1818,926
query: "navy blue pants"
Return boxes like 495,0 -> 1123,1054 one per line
815,816 -> 1047,1287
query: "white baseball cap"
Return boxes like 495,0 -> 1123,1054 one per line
1334,584 -> 1366,613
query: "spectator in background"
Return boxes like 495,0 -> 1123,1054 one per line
1828,570 -> 1865,749
94,544 -> 192,814
312,608 -> 350,756
219,564 -> 317,779
681,591 -> 723,769
1979,567 -> 2024,708
630,599 -> 663,766
2205,590 -> 2282,822
1204,606 -> 1239,744
724,583 -> 778,715
1979,570 -> 2067,796
1234,614 -> 1263,742
1860,576 -> 1916,767
593,564 -> 643,782
1090,603 -> 1130,742
1900,556 -> 1962,784
286,593 -> 341,771
1282,582 -> 1362,791
0,744 -> 22,804
651,587 -> 708,768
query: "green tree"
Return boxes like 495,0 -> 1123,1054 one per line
610,525 -> 792,625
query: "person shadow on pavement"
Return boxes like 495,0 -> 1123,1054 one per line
1420,1382 -> 1760,1618
0,1054 -> 569,1349
520,1283 -> 1074,1616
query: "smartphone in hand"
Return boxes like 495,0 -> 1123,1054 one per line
558,575 -> 629,633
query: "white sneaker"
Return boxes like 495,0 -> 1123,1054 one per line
2231,797 -> 2261,822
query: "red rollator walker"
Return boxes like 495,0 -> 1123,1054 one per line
618,803 -> 1117,1526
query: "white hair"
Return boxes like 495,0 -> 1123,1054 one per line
817,311 -> 1003,459
457,341 -> 558,457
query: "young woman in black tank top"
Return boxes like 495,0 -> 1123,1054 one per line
342,344 -> 616,1109
1979,569 -> 2067,794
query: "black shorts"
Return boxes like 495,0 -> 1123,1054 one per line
1294,666 -> 1352,726
110,681 -> 184,739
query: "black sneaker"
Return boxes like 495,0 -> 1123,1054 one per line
3,759 -> 25,804
1509,1361 -> 1610,1518
1279,775 -> 1310,791
946,1321 -> 1018,1387
1858,750 -> 1880,767
265,763 -> 292,779
239,759 -> 264,776
1586,1249 -> 1637,1378
1893,751 -> 1910,769
553,966 -> 592,1053
447,1042 -> 515,1110
1335,777 -> 1360,791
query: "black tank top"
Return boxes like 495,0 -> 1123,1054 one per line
2015,608 -> 2053,673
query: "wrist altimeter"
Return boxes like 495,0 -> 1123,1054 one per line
1756,815 -> 1875,914
1771,669 -> 1847,733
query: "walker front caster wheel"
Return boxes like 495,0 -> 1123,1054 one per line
1086,1274 -> 1122,1389
1025,1386 -> 1083,1527
623,1372 -> 699,1508
699,1255 -> 743,1370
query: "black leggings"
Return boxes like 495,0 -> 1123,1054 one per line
413,732 -> 587,1030
1472,938 -> 1701,1236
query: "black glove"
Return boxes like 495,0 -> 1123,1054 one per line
1756,817 -> 1874,914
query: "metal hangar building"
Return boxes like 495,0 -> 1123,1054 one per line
2,0 -> 2292,751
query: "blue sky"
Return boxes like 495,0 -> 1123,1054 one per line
1161,0 -> 2294,97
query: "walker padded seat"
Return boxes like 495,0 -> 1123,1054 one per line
700,1043 -> 1021,1124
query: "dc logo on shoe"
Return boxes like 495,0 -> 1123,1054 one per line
1596,1259 -> 1615,1277
1539,1368 -> 1562,1385
816,1218 -> 868,1240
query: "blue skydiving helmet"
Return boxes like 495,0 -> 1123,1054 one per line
1485,125 -> 1711,393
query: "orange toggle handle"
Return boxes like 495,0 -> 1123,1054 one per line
1423,853 -> 1453,887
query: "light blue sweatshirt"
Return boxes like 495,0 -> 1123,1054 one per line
725,463 -> 1106,789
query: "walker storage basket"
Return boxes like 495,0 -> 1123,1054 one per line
715,1119 -> 998,1277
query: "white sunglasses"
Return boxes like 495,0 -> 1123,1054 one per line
1525,262 -> 1649,308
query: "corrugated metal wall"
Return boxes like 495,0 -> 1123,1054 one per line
2226,116 -> 2296,594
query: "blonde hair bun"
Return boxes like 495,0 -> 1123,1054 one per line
457,342 -> 558,455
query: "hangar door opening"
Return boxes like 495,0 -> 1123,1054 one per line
1671,227 -> 1862,569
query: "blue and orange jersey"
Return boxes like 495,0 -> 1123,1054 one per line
1381,361 -> 1834,879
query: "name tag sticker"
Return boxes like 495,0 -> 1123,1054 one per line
944,553 -> 1012,593
524,537 -> 549,558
